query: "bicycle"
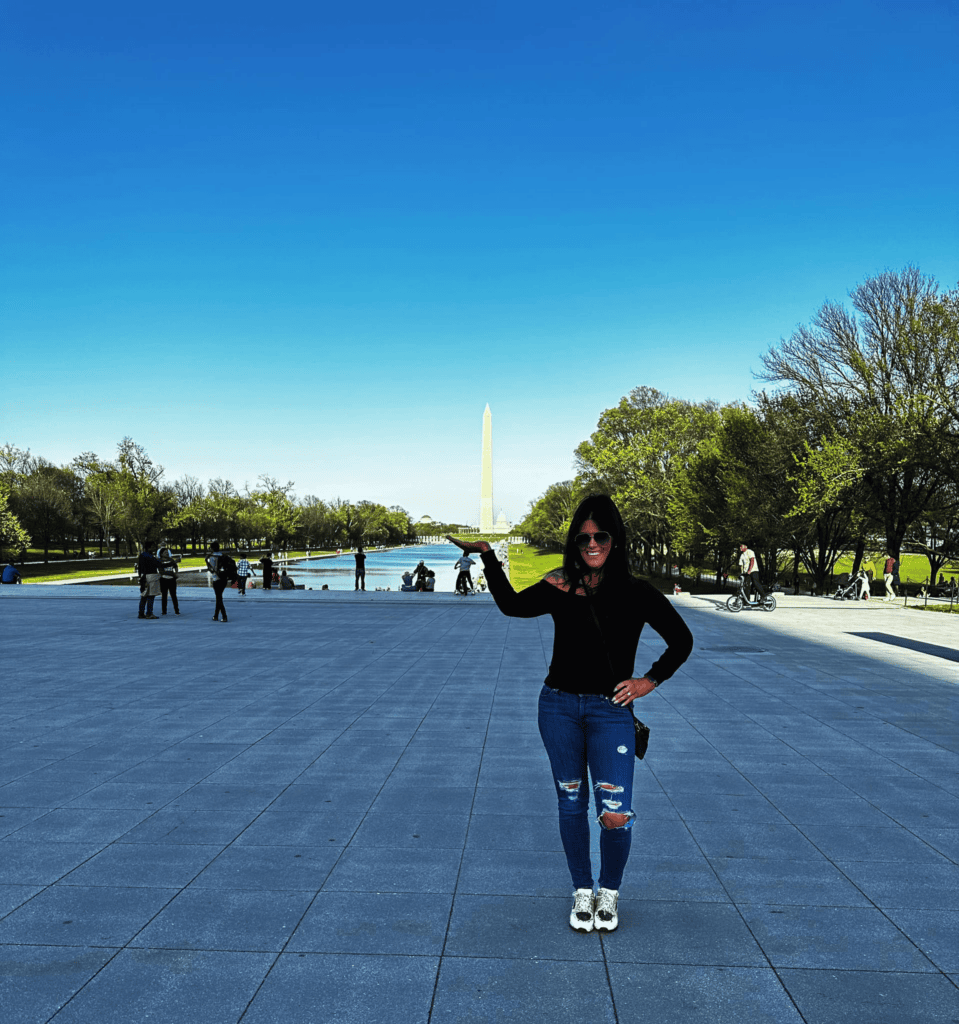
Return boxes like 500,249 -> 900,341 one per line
726,576 -> 777,613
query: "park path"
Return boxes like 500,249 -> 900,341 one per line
1,586 -> 958,1023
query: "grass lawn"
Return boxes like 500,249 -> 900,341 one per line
832,553 -> 959,585
505,543 -> 677,595
508,544 -> 562,590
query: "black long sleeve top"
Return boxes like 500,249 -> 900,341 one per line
481,550 -> 693,698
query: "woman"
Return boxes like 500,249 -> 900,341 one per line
157,547 -> 180,615
449,495 -> 693,933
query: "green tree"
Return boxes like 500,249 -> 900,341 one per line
0,478 -> 30,558
248,476 -> 300,550
13,462 -> 73,561
575,387 -> 720,573
113,438 -> 172,553
518,480 -> 588,550
760,267 -> 959,561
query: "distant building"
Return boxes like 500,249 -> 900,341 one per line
492,510 -> 511,535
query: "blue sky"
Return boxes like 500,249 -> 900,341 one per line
3,0 -> 957,525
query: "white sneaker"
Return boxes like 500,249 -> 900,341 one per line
569,888 -> 595,932
595,888 -> 619,931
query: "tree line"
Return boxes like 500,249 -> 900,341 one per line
518,267 -> 959,592
0,438 -> 420,560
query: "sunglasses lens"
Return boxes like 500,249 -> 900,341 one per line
575,532 -> 611,548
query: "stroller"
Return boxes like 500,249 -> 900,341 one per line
834,570 -> 869,601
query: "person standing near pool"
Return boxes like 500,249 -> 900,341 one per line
157,547 -> 180,614
236,552 -> 256,596
136,543 -> 162,619
454,552 -> 476,594
448,494 -> 693,933
259,553 -> 275,590
354,544 -> 367,591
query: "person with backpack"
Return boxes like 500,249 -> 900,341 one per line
206,542 -> 236,622
157,547 -> 180,615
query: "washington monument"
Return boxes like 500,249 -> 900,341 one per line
480,403 -> 493,532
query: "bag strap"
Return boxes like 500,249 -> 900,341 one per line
587,597 -> 640,724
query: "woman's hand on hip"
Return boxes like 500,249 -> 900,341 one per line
612,677 -> 657,706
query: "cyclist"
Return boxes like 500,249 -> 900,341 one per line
738,544 -> 766,604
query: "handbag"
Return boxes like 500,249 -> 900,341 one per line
588,599 -> 651,760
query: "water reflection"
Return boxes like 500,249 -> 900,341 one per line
290,543 -> 481,592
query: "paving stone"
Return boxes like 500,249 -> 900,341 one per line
117,808 -> 259,846
431,957 -> 615,1023
711,857 -> 872,907
739,904 -> 936,971
778,967 -> 959,1024
800,823 -> 953,864
685,820 -> 826,862
6,807 -> 151,845
289,891 -> 452,955
0,884 -> 44,918
445,893 -> 604,960
0,841 -> 103,885
322,845 -> 462,894
608,964 -> 805,1023
0,884 -> 175,946
351,809 -> 471,850
241,952 -> 439,1024
836,860 -> 959,911
131,888 -> 313,951
4,588 -> 959,1023
601,899 -> 768,966
191,844 -> 340,890
0,944 -> 116,1024
60,843 -> 222,888
48,948 -> 274,1024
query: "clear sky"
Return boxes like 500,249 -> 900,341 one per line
3,0 -> 957,525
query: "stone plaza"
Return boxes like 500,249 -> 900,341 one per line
2,583 -> 958,1023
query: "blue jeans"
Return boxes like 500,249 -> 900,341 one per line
538,684 -> 636,891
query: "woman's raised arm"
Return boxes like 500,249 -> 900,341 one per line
446,535 -> 491,554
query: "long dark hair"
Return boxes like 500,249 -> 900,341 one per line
561,494 -> 632,595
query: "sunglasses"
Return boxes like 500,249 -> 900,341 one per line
574,531 -> 611,549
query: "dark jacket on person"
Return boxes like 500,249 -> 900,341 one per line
136,552 -> 161,575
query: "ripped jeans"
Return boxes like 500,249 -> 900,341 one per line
538,684 -> 636,891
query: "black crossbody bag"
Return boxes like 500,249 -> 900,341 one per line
588,599 -> 650,760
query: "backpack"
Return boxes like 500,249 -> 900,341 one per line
208,552 -> 238,583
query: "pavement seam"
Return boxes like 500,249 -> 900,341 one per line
425,606 -> 502,1023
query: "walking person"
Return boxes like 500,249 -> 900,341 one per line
157,547 -> 180,615
454,552 -> 476,594
738,544 -> 766,603
236,551 -> 256,596
448,494 -> 693,933
206,542 -> 230,622
354,545 -> 367,591
136,542 -> 162,619
259,553 -> 275,590
883,554 -> 898,602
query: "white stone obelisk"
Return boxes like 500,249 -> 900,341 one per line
480,404 -> 493,532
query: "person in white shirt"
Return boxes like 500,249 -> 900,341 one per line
454,554 -> 476,594
738,544 -> 766,603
